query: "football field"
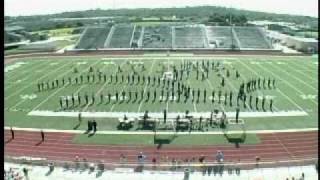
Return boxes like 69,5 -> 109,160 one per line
4,55 -> 318,131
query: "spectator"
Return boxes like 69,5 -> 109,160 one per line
22,167 -> 28,178
137,152 -> 146,164
199,155 -> 205,163
215,150 -> 224,163
82,158 -> 89,170
75,156 -> 80,170
89,163 -> 95,172
255,156 -> 260,167
171,158 -> 177,171
227,161 -> 234,175
48,162 -> 54,172
120,154 -> 125,164
97,160 -> 104,171
136,152 -> 146,172
235,159 -> 241,175
152,157 -> 157,170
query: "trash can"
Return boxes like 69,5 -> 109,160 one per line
184,168 -> 190,180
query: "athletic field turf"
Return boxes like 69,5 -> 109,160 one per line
4,55 -> 318,132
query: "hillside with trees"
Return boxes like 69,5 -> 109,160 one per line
5,6 -> 317,31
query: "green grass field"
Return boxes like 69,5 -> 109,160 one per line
4,55 -> 318,133
31,28 -> 76,37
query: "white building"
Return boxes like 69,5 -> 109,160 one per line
284,36 -> 318,53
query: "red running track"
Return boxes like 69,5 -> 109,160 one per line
4,130 -> 318,164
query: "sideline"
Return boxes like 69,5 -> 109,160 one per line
4,126 -> 318,135
28,110 -> 309,118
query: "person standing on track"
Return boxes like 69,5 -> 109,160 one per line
10,127 -> 14,140
41,130 -> 44,142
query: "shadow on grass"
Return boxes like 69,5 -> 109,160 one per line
73,123 -> 81,130
88,132 -> 96,137
45,170 -> 53,176
96,170 -> 104,178
223,132 -> 246,148
154,134 -> 178,149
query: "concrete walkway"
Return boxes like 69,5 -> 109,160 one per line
5,162 -> 318,180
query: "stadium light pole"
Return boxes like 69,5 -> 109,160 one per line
229,13 -> 235,50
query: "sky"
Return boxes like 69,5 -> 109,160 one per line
4,0 -> 318,17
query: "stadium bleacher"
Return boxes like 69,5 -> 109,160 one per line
75,26 -> 111,49
108,25 -> 134,48
206,26 -> 239,49
174,26 -> 206,48
131,25 -> 142,48
74,24 -> 274,50
234,27 -> 272,49
142,26 -> 172,48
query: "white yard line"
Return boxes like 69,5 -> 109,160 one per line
256,64 -> 317,105
193,104 -> 197,112
137,59 -> 156,112
9,99 -> 27,110
165,58 -> 170,112
5,61 -> 74,100
290,59 -> 318,70
82,60 -> 128,111
182,58 -> 197,112
5,62 -> 59,91
4,126 -> 317,135
267,62 -> 317,92
239,59 -> 305,111
109,59 -> 146,112
196,61 -> 226,112
5,61 -> 47,84
30,60 -> 101,111
68,60 -> 112,97
285,61 -> 317,82
287,65 -> 317,82
218,61 -> 254,111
